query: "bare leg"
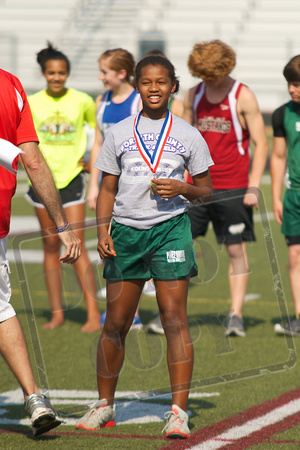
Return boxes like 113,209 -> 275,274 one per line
65,203 -> 100,332
227,242 -> 249,317
155,278 -> 193,412
35,208 -> 64,329
289,245 -> 300,315
36,203 -> 100,332
0,316 -> 39,400
97,280 -> 143,405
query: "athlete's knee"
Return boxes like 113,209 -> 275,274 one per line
289,245 -> 300,268
161,311 -> 188,335
42,235 -> 61,254
226,243 -> 245,259
103,316 -> 130,343
101,326 -> 123,350
227,244 -> 249,275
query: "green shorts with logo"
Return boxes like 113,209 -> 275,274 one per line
282,189 -> 300,238
103,213 -> 198,281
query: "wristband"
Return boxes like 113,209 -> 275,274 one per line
55,222 -> 70,233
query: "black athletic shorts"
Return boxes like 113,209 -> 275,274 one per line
187,188 -> 255,245
25,172 -> 86,209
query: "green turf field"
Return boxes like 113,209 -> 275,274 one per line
1,173 -> 300,449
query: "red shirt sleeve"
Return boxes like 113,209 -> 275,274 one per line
12,75 -> 39,145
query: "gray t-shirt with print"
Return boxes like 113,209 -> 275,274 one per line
95,113 -> 213,230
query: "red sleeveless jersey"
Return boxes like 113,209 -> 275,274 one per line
188,81 -> 250,189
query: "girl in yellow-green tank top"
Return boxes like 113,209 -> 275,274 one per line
26,42 -> 101,333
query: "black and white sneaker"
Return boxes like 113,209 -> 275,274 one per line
274,317 -> 300,336
224,314 -> 246,337
147,315 -> 164,335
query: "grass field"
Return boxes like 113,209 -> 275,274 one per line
1,173 -> 300,449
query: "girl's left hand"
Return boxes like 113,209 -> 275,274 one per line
151,178 -> 183,198
78,156 -> 90,173
97,233 -> 117,260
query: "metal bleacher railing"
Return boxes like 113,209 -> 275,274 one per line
0,0 -> 300,111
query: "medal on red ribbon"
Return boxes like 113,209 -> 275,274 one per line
133,110 -> 172,175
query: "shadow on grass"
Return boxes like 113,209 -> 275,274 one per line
36,306 -> 95,328
189,313 -> 264,329
271,315 -> 293,326
138,312 -> 265,359
0,425 -> 60,441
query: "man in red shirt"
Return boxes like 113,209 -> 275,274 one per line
183,40 -> 268,337
0,68 -> 81,435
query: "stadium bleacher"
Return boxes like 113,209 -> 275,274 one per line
0,0 -> 299,112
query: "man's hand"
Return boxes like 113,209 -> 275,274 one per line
57,228 -> 81,264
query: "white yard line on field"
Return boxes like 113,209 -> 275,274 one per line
190,398 -> 300,449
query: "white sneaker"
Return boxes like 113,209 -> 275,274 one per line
25,393 -> 62,436
75,399 -> 116,430
147,315 -> 164,335
97,286 -> 107,298
142,280 -> 156,296
162,404 -> 190,439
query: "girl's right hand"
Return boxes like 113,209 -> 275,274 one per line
97,233 -> 117,259
273,199 -> 283,225
87,185 -> 99,210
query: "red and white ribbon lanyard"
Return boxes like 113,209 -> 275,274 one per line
133,110 -> 173,174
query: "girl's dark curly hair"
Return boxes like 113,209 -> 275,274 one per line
37,42 -> 70,73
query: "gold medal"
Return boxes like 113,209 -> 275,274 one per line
149,180 -> 158,196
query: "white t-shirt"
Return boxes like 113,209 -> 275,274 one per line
95,113 -> 213,230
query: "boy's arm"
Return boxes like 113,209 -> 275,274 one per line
270,136 -> 287,225
182,86 -> 197,125
87,94 -> 104,211
238,86 -> 269,207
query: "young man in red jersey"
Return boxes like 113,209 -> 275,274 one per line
183,40 -> 268,337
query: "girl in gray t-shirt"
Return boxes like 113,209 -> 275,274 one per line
76,55 -> 213,439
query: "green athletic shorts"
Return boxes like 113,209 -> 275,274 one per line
103,213 -> 198,281
282,189 -> 300,238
